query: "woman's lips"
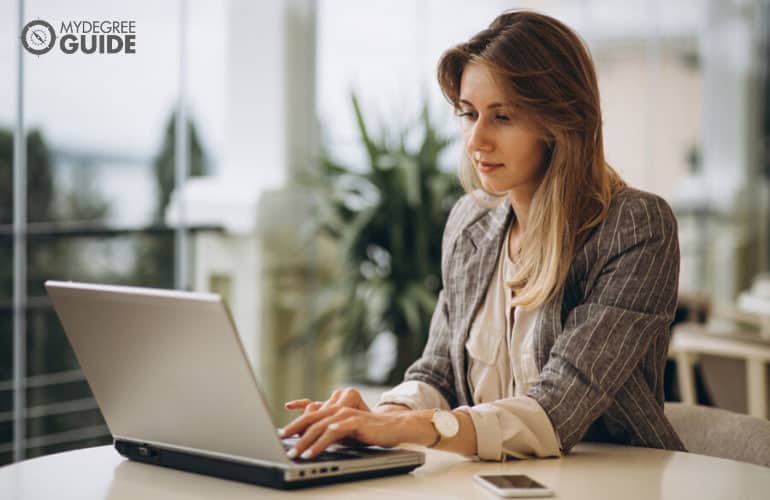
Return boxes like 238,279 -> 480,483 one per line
478,161 -> 503,174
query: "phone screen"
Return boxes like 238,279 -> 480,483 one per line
478,474 -> 547,489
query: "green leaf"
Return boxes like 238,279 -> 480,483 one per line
352,93 -> 379,167
399,156 -> 421,207
396,286 -> 422,339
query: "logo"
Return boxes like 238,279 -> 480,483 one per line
21,19 -> 56,55
21,19 -> 137,56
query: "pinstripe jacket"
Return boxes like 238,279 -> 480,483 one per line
404,187 -> 686,453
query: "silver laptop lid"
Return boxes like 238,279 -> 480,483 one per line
45,280 -> 289,465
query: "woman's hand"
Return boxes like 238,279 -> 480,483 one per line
281,387 -> 435,459
283,387 -> 371,416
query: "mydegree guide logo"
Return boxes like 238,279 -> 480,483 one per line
21,19 -> 137,56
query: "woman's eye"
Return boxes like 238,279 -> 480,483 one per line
495,114 -> 510,122
457,111 -> 476,120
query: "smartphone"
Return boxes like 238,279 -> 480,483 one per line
473,474 -> 554,498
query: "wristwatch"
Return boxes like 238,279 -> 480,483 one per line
428,409 -> 459,447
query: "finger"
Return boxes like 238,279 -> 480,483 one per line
284,399 -> 312,410
281,405 -> 339,440
303,401 -> 324,415
301,417 -> 359,459
339,387 -> 370,412
320,389 -> 343,409
290,410 -> 356,460
280,399 -> 319,438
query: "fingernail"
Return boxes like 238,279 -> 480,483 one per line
301,449 -> 313,459
277,428 -> 285,437
328,423 -> 338,430
286,448 -> 297,459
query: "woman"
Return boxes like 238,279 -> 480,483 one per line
280,9 -> 685,461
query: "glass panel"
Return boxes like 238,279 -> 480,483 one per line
0,0 -> 195,463
0,0 -> 20,465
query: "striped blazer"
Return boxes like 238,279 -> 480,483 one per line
404,187 -> 686,453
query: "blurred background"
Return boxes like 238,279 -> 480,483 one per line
1,0 -> 769,466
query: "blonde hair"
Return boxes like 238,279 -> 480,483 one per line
437,10 -> 626,309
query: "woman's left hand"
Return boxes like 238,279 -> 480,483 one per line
280,403 -> 431,460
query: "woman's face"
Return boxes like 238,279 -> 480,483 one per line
458,62 -> 549,197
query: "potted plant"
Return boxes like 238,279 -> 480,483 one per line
299,94 -> 462,386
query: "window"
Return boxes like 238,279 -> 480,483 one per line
0,0 -> 226,464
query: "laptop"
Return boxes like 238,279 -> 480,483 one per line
44,280 -> 424,489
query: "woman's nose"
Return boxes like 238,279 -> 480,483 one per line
466,121 -> 493,153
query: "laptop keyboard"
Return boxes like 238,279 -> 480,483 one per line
281,441 -> 387,463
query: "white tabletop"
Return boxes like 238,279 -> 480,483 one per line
1,443 -> 769,500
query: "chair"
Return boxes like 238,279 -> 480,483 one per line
665,402 -> 770,468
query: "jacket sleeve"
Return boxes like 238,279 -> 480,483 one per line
526,193 -> 680,453
402,289 -> 457,407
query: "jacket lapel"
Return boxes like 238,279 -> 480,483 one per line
450,200 -> 512,405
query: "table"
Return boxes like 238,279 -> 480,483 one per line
2,443 -> 769,499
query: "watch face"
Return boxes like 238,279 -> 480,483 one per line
434,410 -> 459,437
22,20 -> 57,56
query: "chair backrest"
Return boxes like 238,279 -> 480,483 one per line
665,402 -> 770,468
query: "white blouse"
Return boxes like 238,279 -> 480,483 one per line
379,223 -> 562,460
